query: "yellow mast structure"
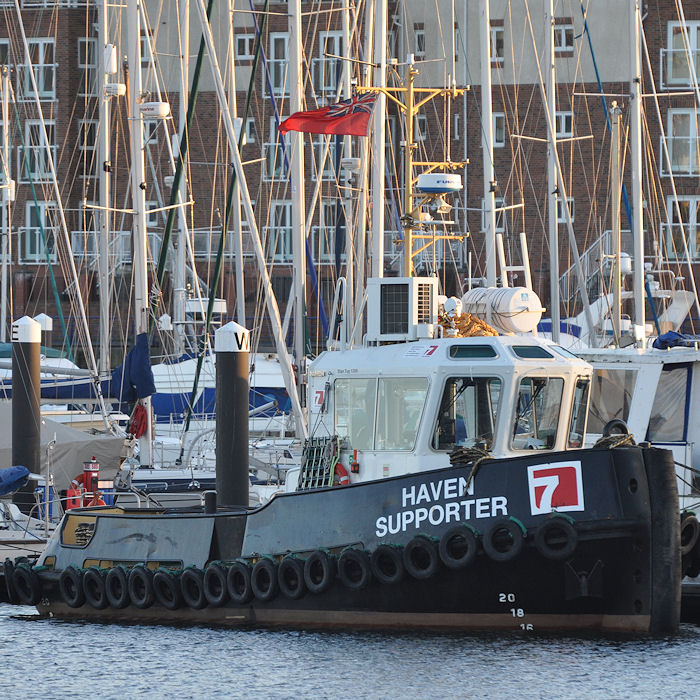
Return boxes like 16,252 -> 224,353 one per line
359,58 -> 468,277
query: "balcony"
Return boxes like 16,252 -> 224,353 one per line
661,222 -> 699,260
263,141 -> 288,182
310,57 -> 343,98
660,47 -> 700,89
19,226 -> 57,263
660,135 -> 700,176
262,225 -> 293,263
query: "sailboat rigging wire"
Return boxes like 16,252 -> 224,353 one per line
640,23 -> 700,321
246,0 -> 329,338
10,0 -> 114,431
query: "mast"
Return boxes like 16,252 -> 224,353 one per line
341,0 -> 354,330
192,0 -> 306,438
480,0 -> 497,287
0,66 -> 11,343
545,0 -> 560,342
173,0 -> 189,356
97,0 -> 112,372
371,0 -> 387,277
228,0 -> 245,326
630,0 -> 645,344
611,102 -> 623,344
127,0 -> 153,465
289,0 -> 307,401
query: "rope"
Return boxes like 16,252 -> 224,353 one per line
592,433 -> 637,449
450,446 -> 493,496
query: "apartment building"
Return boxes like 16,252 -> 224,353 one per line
0,0 -> 697,358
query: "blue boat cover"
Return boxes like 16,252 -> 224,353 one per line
0,465 -> 30,496
0,332 -> 156,404
652,331 -> 700,350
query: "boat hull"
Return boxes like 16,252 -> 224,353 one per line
30,446 -> 680,635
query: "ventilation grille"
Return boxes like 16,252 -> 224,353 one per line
380,283 -> 409,335
416,283 -> 433,324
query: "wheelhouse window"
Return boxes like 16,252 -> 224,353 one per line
376,377 -> 428,450
567,378 -> 590,448
433,376 -> 501,451
587,368 -> 637,434
335,376 -> 428,451
512,376 -> 564,450
647,365 -> 689,442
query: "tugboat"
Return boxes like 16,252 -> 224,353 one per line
10,280 -> 681,635
7,12 -> 680,634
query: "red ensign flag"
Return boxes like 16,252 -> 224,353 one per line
279,93 -> 377,136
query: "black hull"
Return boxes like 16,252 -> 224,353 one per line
26,447 -> 680,635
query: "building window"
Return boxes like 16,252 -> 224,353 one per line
493,113 -> 505,147
415,28 -> 426,59
313,31 -> 343,96
79,119 -> 97,152
236,34 -> 255,61
0,120 -> 10,183
143,119 -> 159,145
22,39 -> 55,99
667,108 -> 700,174
78,119 -> 97,178
556,197 -> 575,224
665,196 -> 700,259
555,111 -> 573,138
269,33 -> 289,96
267,200 -> 293,262
554,22 -> 574,53
22,200 -> 56,263
490,25 -> 504,64
666,21 -> 700,85
482,196 -> 506,232
145,200 -> 160,228
312,200 -> 346,263
264,121 -> 288,181
245,117 -> 256,144
453,113 -> 460,140
19,120 -> 55,182
140,33 -> 153,67
0,40 -> 9,65
312,137 -> 340,182
78,38 -> 97,97
415,114 -> 427,141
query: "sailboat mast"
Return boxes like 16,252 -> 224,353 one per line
371,0 -> 387,278
0,66 -> 10,344
545,0 -> 560,343
97,0 -> 112,373
173,0 -> 190,356
127,0 -> 153,465
289,0 -> 307,394
341,0 -> 354,328
630,0 -> 645,343
228,0 -> 246,326
611,102 -> 623,343
480,0 -> 497,287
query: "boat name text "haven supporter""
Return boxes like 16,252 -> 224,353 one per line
375,476 -> 508,537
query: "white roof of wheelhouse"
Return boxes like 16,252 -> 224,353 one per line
311,336 -> 591,375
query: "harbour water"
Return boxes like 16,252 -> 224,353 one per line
2,604 -> 698,699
